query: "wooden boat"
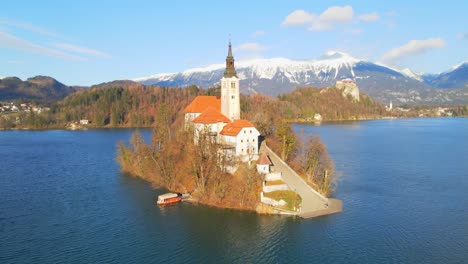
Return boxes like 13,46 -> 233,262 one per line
157,193 -> 182,205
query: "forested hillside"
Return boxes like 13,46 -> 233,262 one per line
1,84 -> 391,129
0,76 -> 76,102
242,86 -> 387,136
55,84 -> 198,127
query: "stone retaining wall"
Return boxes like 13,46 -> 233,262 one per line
262,182 -> 289,193
264,172 -> 282,181
260,192 -> 286,207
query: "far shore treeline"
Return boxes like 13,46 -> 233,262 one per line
4,81 -> 462,130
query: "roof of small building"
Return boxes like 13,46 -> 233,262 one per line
192,107 -> 231,124
257,153 -> 272,165
184,96 -> 220,113
220,119 -> 256,136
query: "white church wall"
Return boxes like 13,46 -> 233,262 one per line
221,77 -> 240,120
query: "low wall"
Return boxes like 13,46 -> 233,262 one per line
264,172 -> 282,181
262,182 -> 289,193
264,145 -> 328,203
260,192 -> 286,207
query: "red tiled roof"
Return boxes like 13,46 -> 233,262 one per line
184,96 -> 220,113
220,119 -> 255,136
192,107 -> 230,124
257,153 -> 272,165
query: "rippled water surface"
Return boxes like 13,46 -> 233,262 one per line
1,118 -> 467,263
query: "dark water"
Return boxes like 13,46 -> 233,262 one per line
0,118 -> 467,263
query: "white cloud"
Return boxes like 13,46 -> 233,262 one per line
0,31 -> 85,61
0,18 -> 110,61
458,33 -> 468,40
348,28 -> 363,35
385,11 -> 398,17
236,42 -> 268,52
308,5 -> 354,31
381,38 -> 446,63
309,22 -> 332,31
52,43 -> 111,58
7,60 -> 24,64
281,10 -> 314,26
358,12 -> 380,22
284,6 -> 355,32
319,5 -> 353,23
251,30 -> 265,38
0,17 -> 63,38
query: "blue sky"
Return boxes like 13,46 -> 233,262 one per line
1,0 -> 467,85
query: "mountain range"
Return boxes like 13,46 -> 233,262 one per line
135,51 -> 467,105
1,52 -> 466,105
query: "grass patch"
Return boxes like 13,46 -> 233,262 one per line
264,180 -> 286,186
263,190 -> 302,211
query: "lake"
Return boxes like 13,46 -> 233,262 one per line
1,118 -> 467,263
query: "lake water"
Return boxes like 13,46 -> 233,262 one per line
1,118 -> 467,263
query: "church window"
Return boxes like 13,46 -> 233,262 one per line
247,139 -> 249,142
241,139 -> 243,143
231,82 -> 235,88
231,95 -> 234,99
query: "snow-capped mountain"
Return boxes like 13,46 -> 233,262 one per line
423,62 -> 468,88
400,68 -> 423,82
135,51 -> 467,104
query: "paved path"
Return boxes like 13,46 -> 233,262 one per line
262,143 -> 342,218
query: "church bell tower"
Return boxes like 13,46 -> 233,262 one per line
221,41 -> 240,121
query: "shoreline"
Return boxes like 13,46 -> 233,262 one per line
2,116 -> 465,131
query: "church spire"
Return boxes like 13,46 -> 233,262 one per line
224,40 -> 237,78
228,39 -> 233,57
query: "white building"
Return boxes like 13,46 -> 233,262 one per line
184,41 -> 260,161
256,153 -> 272,174
219,119 -> 260,161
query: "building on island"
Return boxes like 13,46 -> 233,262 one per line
386,100 -> 393,111
256,153 -> 272,174
184,41 -> 260,162
219,119 -> 260,159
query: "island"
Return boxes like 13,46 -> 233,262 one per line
117,43 -> 342,218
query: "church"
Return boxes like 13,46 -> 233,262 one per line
184,42 -> 260,162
